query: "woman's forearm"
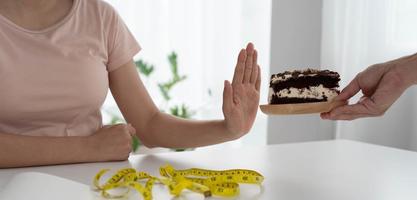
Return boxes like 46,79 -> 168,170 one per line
0,133 -> 95,168
142,112 -> 235,149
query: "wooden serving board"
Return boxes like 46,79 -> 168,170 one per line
260,100 -> 347,115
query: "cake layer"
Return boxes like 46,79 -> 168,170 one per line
270,73 -> 340,92
268,85 -> 339,104
271,69 -> 340,84
270,97 -> 328,104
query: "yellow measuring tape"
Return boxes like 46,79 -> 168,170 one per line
92,164 -> 264,199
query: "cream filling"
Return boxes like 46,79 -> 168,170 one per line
268,85 -> 338,103
271,73 -> 317,83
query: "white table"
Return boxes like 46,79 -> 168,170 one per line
1,139 -> 417,200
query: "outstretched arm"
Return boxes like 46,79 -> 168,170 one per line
110,43 -> 261,148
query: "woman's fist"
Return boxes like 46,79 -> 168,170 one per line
88,124 -> 136,161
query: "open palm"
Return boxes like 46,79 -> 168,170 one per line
222,43 -> 261,137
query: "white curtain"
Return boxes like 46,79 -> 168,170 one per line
322,0 -> 417,150
101,0 -> 272,148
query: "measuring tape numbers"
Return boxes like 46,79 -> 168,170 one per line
92,164 -> 264,199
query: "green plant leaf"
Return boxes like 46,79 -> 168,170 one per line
169,104 -> 194,119
170,105 -> 179,116
110,115 -> 125,125
132,136 -> 141,152
175,75 -> 187,83
181,104 -> 188,118
156,52 -> 187,102
158,83 -> 171,101
175,148 -> 186,152
168,52 -> 178,76
135,60 -> 154,77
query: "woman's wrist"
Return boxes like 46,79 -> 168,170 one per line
407,53 -> 417,85
56,136 -> 97,163
220,119 -> 243,140
395,53 -> 417,87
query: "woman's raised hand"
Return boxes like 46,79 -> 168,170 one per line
222,43 -> 261,138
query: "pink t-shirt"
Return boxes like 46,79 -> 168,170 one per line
0,0 -> 141,137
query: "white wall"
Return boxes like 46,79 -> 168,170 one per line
321,0 -> 417,151
267,0 -> 334,144
412,90 -> 417,150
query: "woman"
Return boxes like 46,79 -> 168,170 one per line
0,0 -> 261,168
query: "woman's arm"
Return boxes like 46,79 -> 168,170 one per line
0,124 -> 135,168
322,52 -> 417,120
401,53 -> 417,85
0,133 -> 93,168
110,43 -> 261,148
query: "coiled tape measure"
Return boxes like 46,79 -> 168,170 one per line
92,164 -> 264,199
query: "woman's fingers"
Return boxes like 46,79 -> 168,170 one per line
323,95 -> 385,120
232,49 -> 247,84
223,80 -> 234,110
232,43 -> 259,85
243,43 -> 255,83
255,65 -> 261,91
334,76 -> 361,101
250,50 -> 258,84
327,103 -> 368,118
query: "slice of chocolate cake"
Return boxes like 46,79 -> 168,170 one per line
268,69 -> 340,104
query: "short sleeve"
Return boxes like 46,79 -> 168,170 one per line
104,5 -> 141,72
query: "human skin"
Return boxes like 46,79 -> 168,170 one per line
321,53 -> 417,120
0,0 -> 261,168
109,44 -> 260,149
